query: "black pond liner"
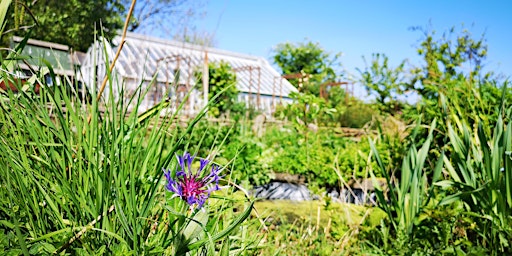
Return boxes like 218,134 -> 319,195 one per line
252,181 -> 378,205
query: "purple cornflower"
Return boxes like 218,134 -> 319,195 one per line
164,152 -> 222,210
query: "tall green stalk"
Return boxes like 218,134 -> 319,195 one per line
369,119 -> 443,238
0,39 -> 256,255
437,103 -> 512,253
0,0 -> 12,35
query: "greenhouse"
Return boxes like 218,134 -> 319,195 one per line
80,32 -> 297,116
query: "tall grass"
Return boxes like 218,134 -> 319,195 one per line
437,102 -> 512,253
1,32 -> 256,256
366,82 -> 512,254
1,67 -> 257,256
369,119 -> 443,241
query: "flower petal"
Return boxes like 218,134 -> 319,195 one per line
164,153 -> 223,210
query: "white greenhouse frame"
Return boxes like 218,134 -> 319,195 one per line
80,32 -> 297,116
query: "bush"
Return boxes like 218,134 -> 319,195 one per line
339,101 -> 376,128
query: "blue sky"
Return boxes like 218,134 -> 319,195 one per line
184,1 -> 512,99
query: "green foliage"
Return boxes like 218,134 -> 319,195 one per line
0,38 -> 256,255
249,25 -> 512,255
1,73 -> 168,253
362,105 -> 512,254
272,39 -> 342,93
403,77 -> 512,160
252,200 -> 384,256
177,119 -> 272,186
338,101 -> 376,128
436,102 -> 512,254
3,0 -> 124,51
275,92 -> 336,126
181,118 -> 400,189
163,194 -> 256,255
197,61 -> 245,118
272,133 -> 339,187
360,121 -> 489,255
275,91 -> 376,128
337,131 -> 403,180
5,6 -> 512,253
264,126 -> 378,187
370,120 -> 444,238
191,120 -> 403,189
3,0 -> 206,52
0,0 -> 11,35
360,67 -> 511,255
221,135 -> 269,186
325,85 -> 346,106
357,53 -> 410,114
182,119 -> 233,157
360,201 -> 487,255
271,39 -> 379,128
401,27 -> 511,168
409,25 -> 489,99
354,26 -> 512,254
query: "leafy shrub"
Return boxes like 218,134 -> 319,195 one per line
221,135 -> 270,186
263,127 -> 333,186
359,201 -> 488,255
273,92 -> 335,127
196,61 -> 246,118
339,101 -> 376,128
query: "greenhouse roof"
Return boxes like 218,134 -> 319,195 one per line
11,36 -> 77,76
108,32 -> 297,97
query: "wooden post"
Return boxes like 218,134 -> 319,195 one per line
257,67 -> 261,109
249,66 -> 253,107
280,78 -> 283,103
272,77 -> 276,108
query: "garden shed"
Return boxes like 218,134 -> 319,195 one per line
80,32 -> 297,116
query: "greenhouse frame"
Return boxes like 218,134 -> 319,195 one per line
80,32 -> 297,116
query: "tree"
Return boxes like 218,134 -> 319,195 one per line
272,40 -> 343,93
3,0 -> 124,51
357,53 -> 409,114
400,26 -> 508,161
172,26 -> 216,47
121,0 -> 206,35
408,25 -> 488,99
3,0 -> 208,51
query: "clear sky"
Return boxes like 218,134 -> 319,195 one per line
184,1 -> 512,99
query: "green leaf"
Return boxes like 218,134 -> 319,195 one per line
188,201 -> 254,251
434,180 -> 455,189
0,0 -> 12,34
183,208 -> 209,242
